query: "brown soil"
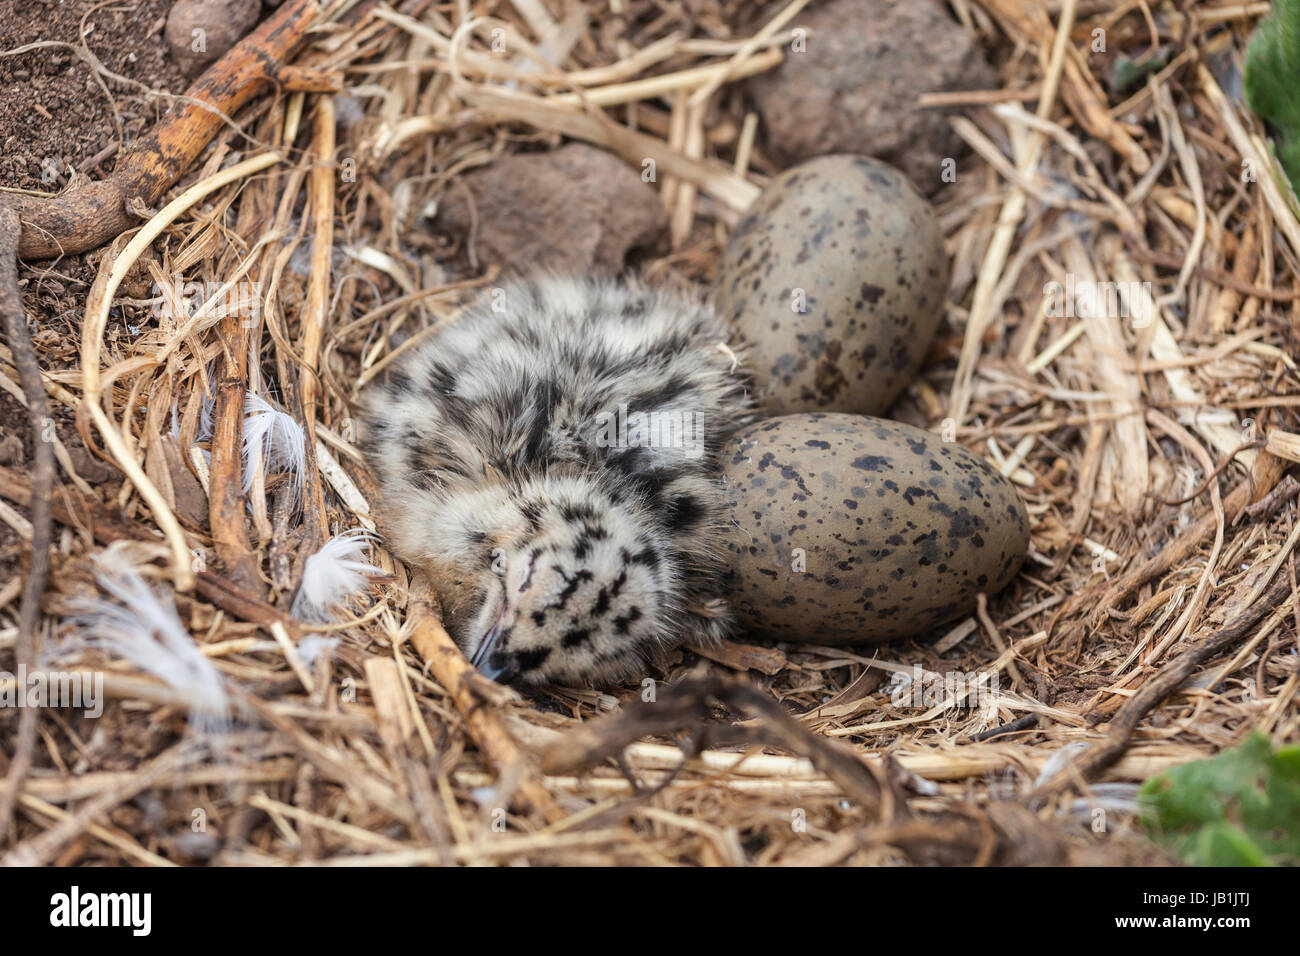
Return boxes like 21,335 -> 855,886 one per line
0,0 -> 187,191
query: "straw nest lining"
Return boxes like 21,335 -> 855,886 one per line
0,0 -> 1297,866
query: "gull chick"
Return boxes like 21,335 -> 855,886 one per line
363,275 -> 753,686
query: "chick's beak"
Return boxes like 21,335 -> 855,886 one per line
470,614 -> 501,670
470,608 -> 514,682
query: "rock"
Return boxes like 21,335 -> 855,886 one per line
160,435 -> 209,529
0,434 -> 24,466
169,830 -> 221,863
434,144 -> 669,274
746,0 -> 996,194
64,438 -> 115,485
165,0 -> 261,77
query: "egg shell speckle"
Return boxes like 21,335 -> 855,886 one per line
720,413 -> 1029,644
716,154 -> 949,416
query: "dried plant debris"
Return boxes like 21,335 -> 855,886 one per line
0,0 -> 1296,867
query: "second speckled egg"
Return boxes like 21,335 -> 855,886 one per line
716,155 -> 949,415
719,414 -> 1030,644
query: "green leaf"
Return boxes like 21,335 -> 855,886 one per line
1110,49 -> 1170,94
1138,732 -> 1300,866
1244,0 -> 1300,191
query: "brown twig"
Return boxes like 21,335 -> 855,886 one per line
1,0 -> 336,260
0,207 -> 55,836
206,104 -> 294,597
1124,243 -> 1300,302
208,311 -> 262,594
1,741 -> 197,867
1149,439 -> 1267,507
1053,450 -> 1290,658
541,673 -> 894,816
291,97 -> 338,559
0,463 -> 304,638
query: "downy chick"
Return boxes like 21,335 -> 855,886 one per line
363,275 -> 753,686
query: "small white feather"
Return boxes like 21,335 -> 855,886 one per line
196,366 -> 218,440
291,529 -> 384,623
1067,783 -> 1142,820
197,389 -> 306,505
1033,741 -> 1092,788
296,634 -> 341,667
62,555 -> 231,735
242,392 -> 307,501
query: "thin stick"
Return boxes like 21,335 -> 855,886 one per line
1031,574 -> 1293,802
1200,63 -> 1300,263
295,98 -> 337,554
2,741 -> 196,866
209,258 -> 263,590
459,84 -> 760,211
687,0 -> 809,108
18,793 -> 176,867
300,97 -> 336,428
0,208 -> 54,836
549,49 -> 781,109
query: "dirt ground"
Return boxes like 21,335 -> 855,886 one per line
0,0 -> 185,190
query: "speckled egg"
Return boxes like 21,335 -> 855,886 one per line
720,414 -> 1029,644
715,155 -> 948,416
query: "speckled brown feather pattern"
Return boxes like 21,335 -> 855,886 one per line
362,275 -> 755,686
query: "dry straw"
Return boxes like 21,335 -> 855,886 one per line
0,0 -> 1297,866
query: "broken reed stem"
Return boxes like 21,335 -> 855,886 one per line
405,575 -> 568,825
457,85 -> 760,211
1,741 -> 196,867
294,96 -> 337,555
687,0 -> 809,108
541,675 -> 890,815
0,207 -> 54,836
1057,449 -> 1289,652
17,792 -> 175,867
948,0 -> 1077,427
209,275 -> 262,593
1199,63 -> 1300,263
548,47 -> 782,109
1136,409 -> 1226,666
0,461 -> 307,637
300,97 -> 335,429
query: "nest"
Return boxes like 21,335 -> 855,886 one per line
0,0 -> 1297,866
